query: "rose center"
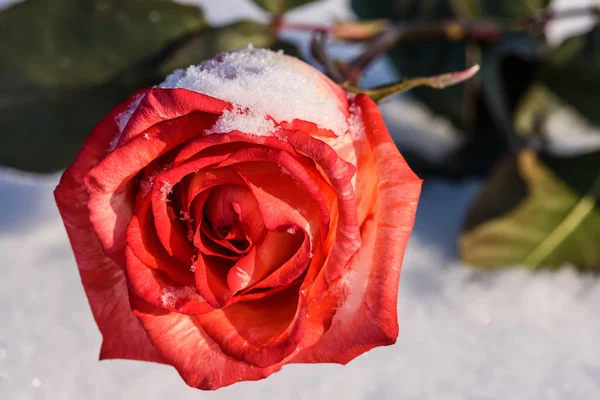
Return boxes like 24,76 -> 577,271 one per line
200,185 -> 257,255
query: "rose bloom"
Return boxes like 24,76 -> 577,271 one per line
55,49 -> 421,390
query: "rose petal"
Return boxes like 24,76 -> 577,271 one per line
127,196 -> 195,284
193,143 -> 338,292
150,154 -> 232,264
292,94 -> 422,364
249,230 -> 311,291
202,184 -> 257,247
173,129 -> 292,165
194,253 -> 234,308
319,103 -> 378,226
278,119 -> 336,138
54,89 -> 164,363
125,246 -> 213,315
118,88 -> 231,145
196,286 -> 307,368
185,168 -> 249,251
186,168 -> 246,209
230,229 -> 305,293
283,130 -> 362,294
230,156 -> 329,244
85,89 -> 226,265
131,297 -> 283,390
197,225 -> 245,260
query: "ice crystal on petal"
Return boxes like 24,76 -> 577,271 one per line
160,182 -> 173,201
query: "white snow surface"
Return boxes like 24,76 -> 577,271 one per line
160,47 -> 348,136
3,0 -> 600,399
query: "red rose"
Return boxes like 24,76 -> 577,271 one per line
55,49 -> 421,390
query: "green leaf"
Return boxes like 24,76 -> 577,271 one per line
344,65 -> 480,103
251,0 -> 317,15
0,0 -> 207,172
160,21 -> 298,74
460,150 -> 600,270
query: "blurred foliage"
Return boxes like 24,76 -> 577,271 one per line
353,0 -> 600,270
460,149 -> 600,270
351,0 -> 553,177
460,29 -> 600,271
0,0 -> 205,172
352,0 -> 470,127
250,0 -> 317,15
0,0 -> 299,172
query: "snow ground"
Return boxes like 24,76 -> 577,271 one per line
2,0 -> 600,399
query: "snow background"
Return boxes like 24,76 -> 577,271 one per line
1,0 -> 600,399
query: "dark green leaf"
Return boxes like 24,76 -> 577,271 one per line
460,149 -> 600,270
251,0 -> 317,15
0,0 -> 207,172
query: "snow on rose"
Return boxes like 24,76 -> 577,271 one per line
54,48 -> 422,390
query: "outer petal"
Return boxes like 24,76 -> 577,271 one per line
132,297 -> 285,390
292,94 -> 422,364
54,89 -> 164,362
118,88 -> 231,145
196,287 -> 307,368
